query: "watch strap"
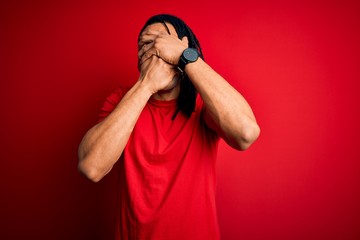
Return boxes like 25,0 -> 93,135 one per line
178,55 -> 187,72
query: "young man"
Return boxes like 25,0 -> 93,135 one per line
78,14 -> 260,240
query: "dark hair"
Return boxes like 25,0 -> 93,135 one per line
139,14 -> 204,119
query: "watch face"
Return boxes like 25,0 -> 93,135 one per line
183,48 -> 199,62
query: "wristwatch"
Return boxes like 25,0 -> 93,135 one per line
178,48 -> 199,72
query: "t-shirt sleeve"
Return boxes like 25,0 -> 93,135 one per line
98,87 -> 127,122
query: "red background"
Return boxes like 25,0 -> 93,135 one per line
1,0 -> 360,239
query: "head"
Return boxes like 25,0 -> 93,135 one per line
138,14 -> 204,118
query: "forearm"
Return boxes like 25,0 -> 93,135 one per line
78,80 -> 152,182
185,58 -> 260,150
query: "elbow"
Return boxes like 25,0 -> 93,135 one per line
233,123 -> 261,151
78,158 -> 107,183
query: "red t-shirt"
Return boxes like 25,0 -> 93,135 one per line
100,88 -> 220,240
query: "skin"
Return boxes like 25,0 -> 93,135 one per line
78,22 -> 260,182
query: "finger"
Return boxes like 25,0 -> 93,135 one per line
138,41 -> 155,60
138,44 -> 145,60
142,46 -> 161,62
138,43 -> 149,60
140,49 -> 157,65
182,36 -> 189,47
140,29 -> 161,38
140,53 -> 151,66
139,54 -> 157,70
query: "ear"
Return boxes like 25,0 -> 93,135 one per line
181,36 -> 189,47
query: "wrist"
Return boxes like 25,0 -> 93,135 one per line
177,48 -> 200,72
137,77 -> 156,97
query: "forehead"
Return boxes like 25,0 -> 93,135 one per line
140,22 -> 178,37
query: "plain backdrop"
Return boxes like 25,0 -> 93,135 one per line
1,0 -> 359,239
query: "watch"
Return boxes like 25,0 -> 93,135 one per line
178,48 -> 199,72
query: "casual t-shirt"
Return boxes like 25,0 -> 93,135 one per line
99,88 -> 221,240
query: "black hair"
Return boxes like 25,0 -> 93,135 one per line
138,14 -> 204,119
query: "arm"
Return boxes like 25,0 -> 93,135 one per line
78,56 -> 177,182
78,81 -> 151,182
184,59 -> 260,150
141,30 -> 260,150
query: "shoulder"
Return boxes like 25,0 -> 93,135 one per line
98,87 -> 130,122
106,87 -> 130,104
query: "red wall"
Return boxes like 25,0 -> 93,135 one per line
1,1 -> 359,239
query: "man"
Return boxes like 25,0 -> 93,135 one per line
78,14 -> 260,240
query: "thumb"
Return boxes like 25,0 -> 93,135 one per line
181,36 -> 189,47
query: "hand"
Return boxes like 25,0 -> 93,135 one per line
139,55 -> 179,94
138,29 -> 189,66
